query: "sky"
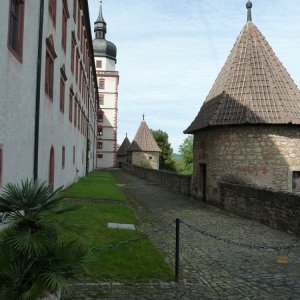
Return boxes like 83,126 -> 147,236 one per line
87,0 -> 300,153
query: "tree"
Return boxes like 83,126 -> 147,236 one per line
0,180 -> 91,300
151,129 -> 175,171
178,135 -> 193,175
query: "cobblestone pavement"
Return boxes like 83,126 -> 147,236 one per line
64,170 -> 300,300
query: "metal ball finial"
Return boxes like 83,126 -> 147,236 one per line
246,0 -> 253,22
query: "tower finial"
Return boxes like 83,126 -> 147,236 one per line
143,114 -> 145,121
246,1 -> 252,22
126,133 -> 127,138
94,0 -> 107,38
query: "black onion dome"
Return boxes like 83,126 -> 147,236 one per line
93,39 -> 117,61
93,1 -> 117,61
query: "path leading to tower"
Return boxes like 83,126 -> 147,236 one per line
65,170 -> 300,299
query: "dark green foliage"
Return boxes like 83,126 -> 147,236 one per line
178,135 -> 193,175
151,129 -> 175,171
0,180 -> 91,300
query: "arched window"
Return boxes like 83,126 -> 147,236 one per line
49,147 -> 55,191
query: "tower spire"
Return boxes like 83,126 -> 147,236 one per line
94,0 -> 107,39
246,0 -> 253,22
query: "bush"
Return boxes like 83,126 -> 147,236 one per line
0,180 -> 92,300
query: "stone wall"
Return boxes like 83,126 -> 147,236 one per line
193,125 -> 300,204
219,182 -> 300,236
123,164 -> 191,196
130,151 -> 160,170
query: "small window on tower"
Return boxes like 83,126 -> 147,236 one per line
99,79 -> 105,89
97,142 -> 103,149
97,154 -> 103,159
97,128 -> 103,137
97,113 -> 103,123
99,94 -> 104,105
96,60 -> 102,68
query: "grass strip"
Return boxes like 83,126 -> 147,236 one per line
63,171 -> 126,201
57,201 -> 173,281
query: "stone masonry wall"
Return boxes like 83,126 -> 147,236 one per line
123,164 -> 191,196
193,125 -> 300,204
131,151 -> 160,170
219,182 -> 300,236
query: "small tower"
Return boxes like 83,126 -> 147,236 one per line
185,1 -> 300,202
117,134 -> 131,167
93,1 -> 119,168
128,117 -> 161,170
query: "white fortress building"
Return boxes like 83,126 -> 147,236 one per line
93,1 -> 119,168
0,0 -> 98,190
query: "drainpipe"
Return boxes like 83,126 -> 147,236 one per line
33,0 -> 45,180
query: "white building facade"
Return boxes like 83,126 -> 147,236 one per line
0,0 -> 98,190
93,2 -> 119,168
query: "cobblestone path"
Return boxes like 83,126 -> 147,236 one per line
64,170 -> 300,300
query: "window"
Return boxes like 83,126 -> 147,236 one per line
97,154 -> 103,159
98,113 -> 103,123
49,0 -> 56,26
97,127 -> 103,137
292,172 -> 300,192
74,101 -> 77,127
8,0 -> 24,61
96,60 -> 102,68
73,0 -> 77,21
45,51 -> 54,99
99,94 -> 104,105
75,51 -> 79,83
78,109 -> 80,130
45,36 -> 57,100
77,3 -> 80,38
99,79 -> 105,89
73,146 -> 75,165
61,8 -> 67,52
97,142 -> 102,149
69,89 -> 73,122
71,35 -> 75,73
60,77 -> 65,113
62,146 -> 65,169
0,144 -> 3,188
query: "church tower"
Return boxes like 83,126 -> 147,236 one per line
93,1 -> 119,168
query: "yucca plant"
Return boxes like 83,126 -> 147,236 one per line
0,180 -> 92,300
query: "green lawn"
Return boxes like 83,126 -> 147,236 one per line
59,171 -> 173,280
57,201 -> 173,280
63,171 -> 126,201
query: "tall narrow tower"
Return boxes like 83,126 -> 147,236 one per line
93,1 -> 119,168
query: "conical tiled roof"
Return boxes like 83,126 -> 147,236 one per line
128,121 -> 161,152
117,136 -> 131,156
185,21 -> 300,133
